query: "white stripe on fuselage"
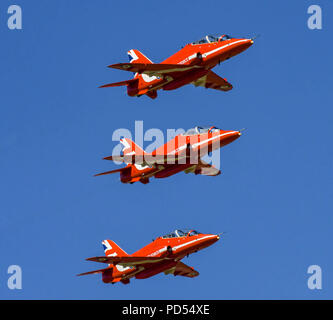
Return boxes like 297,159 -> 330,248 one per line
202,39 -> 249,58
179,39 -> 249,65
148,235 -> 217,257
140,39 -> 249,92
167,131 -> 237,155
171,235 -> 217,251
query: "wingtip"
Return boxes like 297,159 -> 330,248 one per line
93,172 -> 110,177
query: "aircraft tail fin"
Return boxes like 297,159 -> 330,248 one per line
120,138 -> 146,157
102,240 -> 129,257
127,49 -> 153,64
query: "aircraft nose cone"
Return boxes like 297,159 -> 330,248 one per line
238,38 -> 253,50
232,130 -> 242,138
242,38 -> 253,45
245,38 -> 253,47
218,130 -> 242,147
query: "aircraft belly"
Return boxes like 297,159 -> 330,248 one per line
154,164 -> 193,178
132,167 -> 158,179
121,266 -> 144,280
102,265 -> 142,283
120,166 -> 153,182
135,260 -> 177,279
163,69 -> 208,91
138,78 -> 166,94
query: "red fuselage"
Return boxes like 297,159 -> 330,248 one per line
127,37 -> 253,97
118,128 -> 241,184
102,232 -> 219,284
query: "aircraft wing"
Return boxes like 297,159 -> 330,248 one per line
99,78 -> 138,88
184,159 -> 221,176
103,154 -> 146,164
94,166 -> 131,177
102,152 -> 190,166
77,267 -> 110,276
108,62 -> 201,77
86,256 -> 166,267
164,261 -> 199,278
192,71 -> 233,91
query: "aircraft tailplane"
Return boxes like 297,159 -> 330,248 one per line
77,267 -> 110,276
99,78 -> 138,88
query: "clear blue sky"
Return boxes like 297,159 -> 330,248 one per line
1,0 -> 332,299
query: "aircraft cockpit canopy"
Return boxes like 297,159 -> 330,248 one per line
183,126 -> 220,136
162,229 -> 201,239
191,34 -> 232,45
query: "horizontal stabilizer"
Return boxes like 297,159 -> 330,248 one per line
108,62 -> 201,77
86,255 -> 165,267
94,167 -> 127,177
102,154 -> 142,164
77,267 -> 110,276
99,78 -> 138,88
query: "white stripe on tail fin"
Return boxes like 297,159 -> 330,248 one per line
102,240 -> 128,257
127,49 -> 159,86
127,49 -> 153,64
102,240 -> 132,273
120,138 -> 146,157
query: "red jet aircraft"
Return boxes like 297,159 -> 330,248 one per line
100,34 -> 253,99
78,229 -> 220,284
95,126 -> 241,184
